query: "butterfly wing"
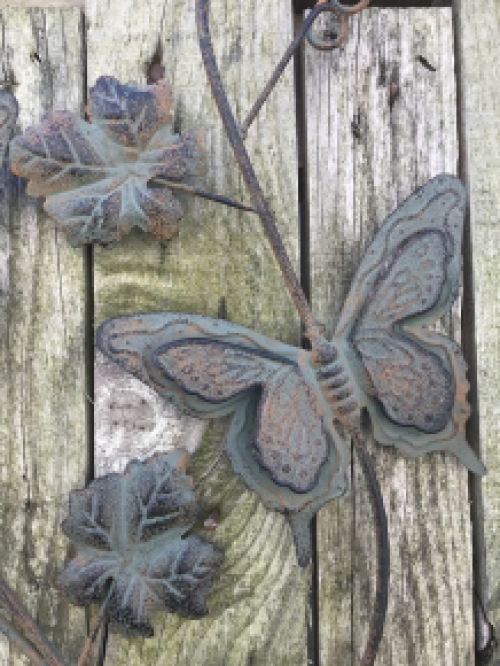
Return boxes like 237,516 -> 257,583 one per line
152,337 -> 330,493
334,174 -> 485,474
96,312 -> 349,495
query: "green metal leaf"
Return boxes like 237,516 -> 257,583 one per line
57,450 -> 223,637
9,76 -> 205,247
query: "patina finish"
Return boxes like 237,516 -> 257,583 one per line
0,2 -> 485,666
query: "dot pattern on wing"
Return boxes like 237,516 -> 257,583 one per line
154,339 -> 330,493
351,230 -> 455,432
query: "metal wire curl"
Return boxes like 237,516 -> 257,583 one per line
306,0 -> 370,51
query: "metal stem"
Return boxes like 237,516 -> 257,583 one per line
352,431 -> 390,666
0,614 -> 48,666
195,0 -> 320,344
77,603 -> 107,666
96,618 -> 109,666
240,3 -> 346,138
151,177 -> 257,214
0,577 -> 66,666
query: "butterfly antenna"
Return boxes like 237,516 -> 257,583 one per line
352,431 -> 390,666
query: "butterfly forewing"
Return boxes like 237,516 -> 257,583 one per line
336,174 -> 466,336
154,338 -> 330,492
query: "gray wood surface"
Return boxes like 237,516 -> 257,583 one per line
87,0 -> 310,663
2,2 -> 84,7
0,7 -> 88,665
1,2 -> 497,664
306,8 -> 475,664
454,0 -> 500,660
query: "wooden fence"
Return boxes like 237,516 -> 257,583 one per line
0,1 -> 498,664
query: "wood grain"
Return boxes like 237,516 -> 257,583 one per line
306,8 -> 475,664
0,7 -> 88,665
87,0 -> 309,663
2,2 -> 84,8
454,0 -> 500,660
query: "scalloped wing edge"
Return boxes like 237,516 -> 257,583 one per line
336,174 -> 466,337
96,311 -> 313,420
224,395 -> 348,566
362,327 -> 486,475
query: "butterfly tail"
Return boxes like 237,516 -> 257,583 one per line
286,514 -> 313,569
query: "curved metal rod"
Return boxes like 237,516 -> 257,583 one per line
151,177 -> 257,214
241,1 -> 371,135
306,1 -> 371,51
0,577 -> 66,666
305,8 -> 347,52
353,431 -> 390,666
241,2 -> 349,137
196,0 -> 322,344
315,0 -> 371,15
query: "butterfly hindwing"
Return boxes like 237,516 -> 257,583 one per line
353,330 -> 454,433
335,174 -> 485,475
351,230 -> 454,433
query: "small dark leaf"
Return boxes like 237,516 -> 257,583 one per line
57,450 -> 223,636
9,76 -> 205,247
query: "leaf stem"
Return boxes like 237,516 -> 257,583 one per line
77,604 -> 107,666
0,613 -> 48,666
151,177 -> 257,214
96,617 -> 109,666
195,0 -> 321,344
0,577 -> 66,666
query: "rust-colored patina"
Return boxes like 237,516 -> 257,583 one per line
1,2 -> 487,666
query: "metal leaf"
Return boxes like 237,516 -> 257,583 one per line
9,76 -> 205,247
57,450 -> 223,636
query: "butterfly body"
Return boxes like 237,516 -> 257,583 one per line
97,174 -> 485,566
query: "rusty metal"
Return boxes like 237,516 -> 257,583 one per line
196,0 -> 322,345
240,2 -> 354,138
241,2 -> 371,136
0,3 -> 485,666
0,578 -> 66,666
57,450 -> 224,637
8,75 -> 257,247
353,431 -> 389,666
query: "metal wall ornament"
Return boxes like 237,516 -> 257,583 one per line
57,450 -> 224,637
0,1 -> 487,666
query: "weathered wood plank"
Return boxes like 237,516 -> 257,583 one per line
306,8 -> 475,664
0,7 -> 87,665
2,2 -> 84,8
87,0 -> 309,663
454,0 -> 500,660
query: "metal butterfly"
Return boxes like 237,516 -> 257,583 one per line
97,173 -> 485,567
